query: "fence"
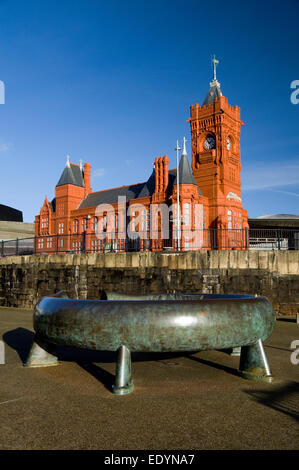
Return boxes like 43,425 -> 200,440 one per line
1,228 -> 299,257
1,237 -> 35,257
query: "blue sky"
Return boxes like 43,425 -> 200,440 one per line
0,0 -> 298,222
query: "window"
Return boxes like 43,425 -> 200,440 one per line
92,217 -> 98,231
183,203 -> 190,226
42,217 -> 48,229
73,241 -> 82,253
185,236 -> 190,249
236,212 -> 242,229
82,219 -> 87,232
58,223 -> 64,234
131,212 -> 136,231
227,210 -> 232,230
102,215 -> 107,231
46,237 -> 52,248
38,238 -> 44,249
92,239 -> 102,252
73,220 -> 79,233
146,210 -> 150,230
141,209 -> 150,231
141,210 -> 146,231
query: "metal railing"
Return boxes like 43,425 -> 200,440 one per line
1,228 -> 299,257
1,237 -> 35,257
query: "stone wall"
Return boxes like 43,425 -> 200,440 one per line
0,251 -> 298,315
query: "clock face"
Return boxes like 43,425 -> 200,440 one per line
204,136 -> 215,150
227,138 -> 231,150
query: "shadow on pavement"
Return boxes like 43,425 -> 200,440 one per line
186,353 -> 240,377
244,381 -> 299,422
3,328 -> 35,364
2,326 -> 190,368
264,345 -> 292,353
76,362 -> 115,392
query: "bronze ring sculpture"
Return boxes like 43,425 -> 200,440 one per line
25,292 -> 276,395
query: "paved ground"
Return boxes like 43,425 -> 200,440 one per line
0,307 -> 298,450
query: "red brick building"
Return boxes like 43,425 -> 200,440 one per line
35,62 -> 248,253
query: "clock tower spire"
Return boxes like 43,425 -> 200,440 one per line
188,58 -> 248,234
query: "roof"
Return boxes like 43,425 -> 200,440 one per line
173,152 -> 200,191
78,170 -> 156,209
256,214 -> 299,220
78,164 -> 202,210
248,215 -> 299,229
170,168 -> 202,196
203,79 -> 222,106
0,204 -> 23,222
56,163 -> 84,188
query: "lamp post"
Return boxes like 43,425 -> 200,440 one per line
175,140 -> 181,251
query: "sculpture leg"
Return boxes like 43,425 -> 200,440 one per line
24,336 -> 59,368
239,339 -> 273,383
112,345 -> 134,395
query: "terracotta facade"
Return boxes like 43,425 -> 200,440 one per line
35,74 -> 248,253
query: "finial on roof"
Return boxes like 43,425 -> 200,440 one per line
80,159 -> 83,171
212,54 -> 219,81
202,56 -> 223,106
66,155 -> 70,167
182,136 -> 187,156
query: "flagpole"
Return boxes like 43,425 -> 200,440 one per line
175,140 -> 181,251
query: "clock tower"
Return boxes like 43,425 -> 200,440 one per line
188,56 -> 248,234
